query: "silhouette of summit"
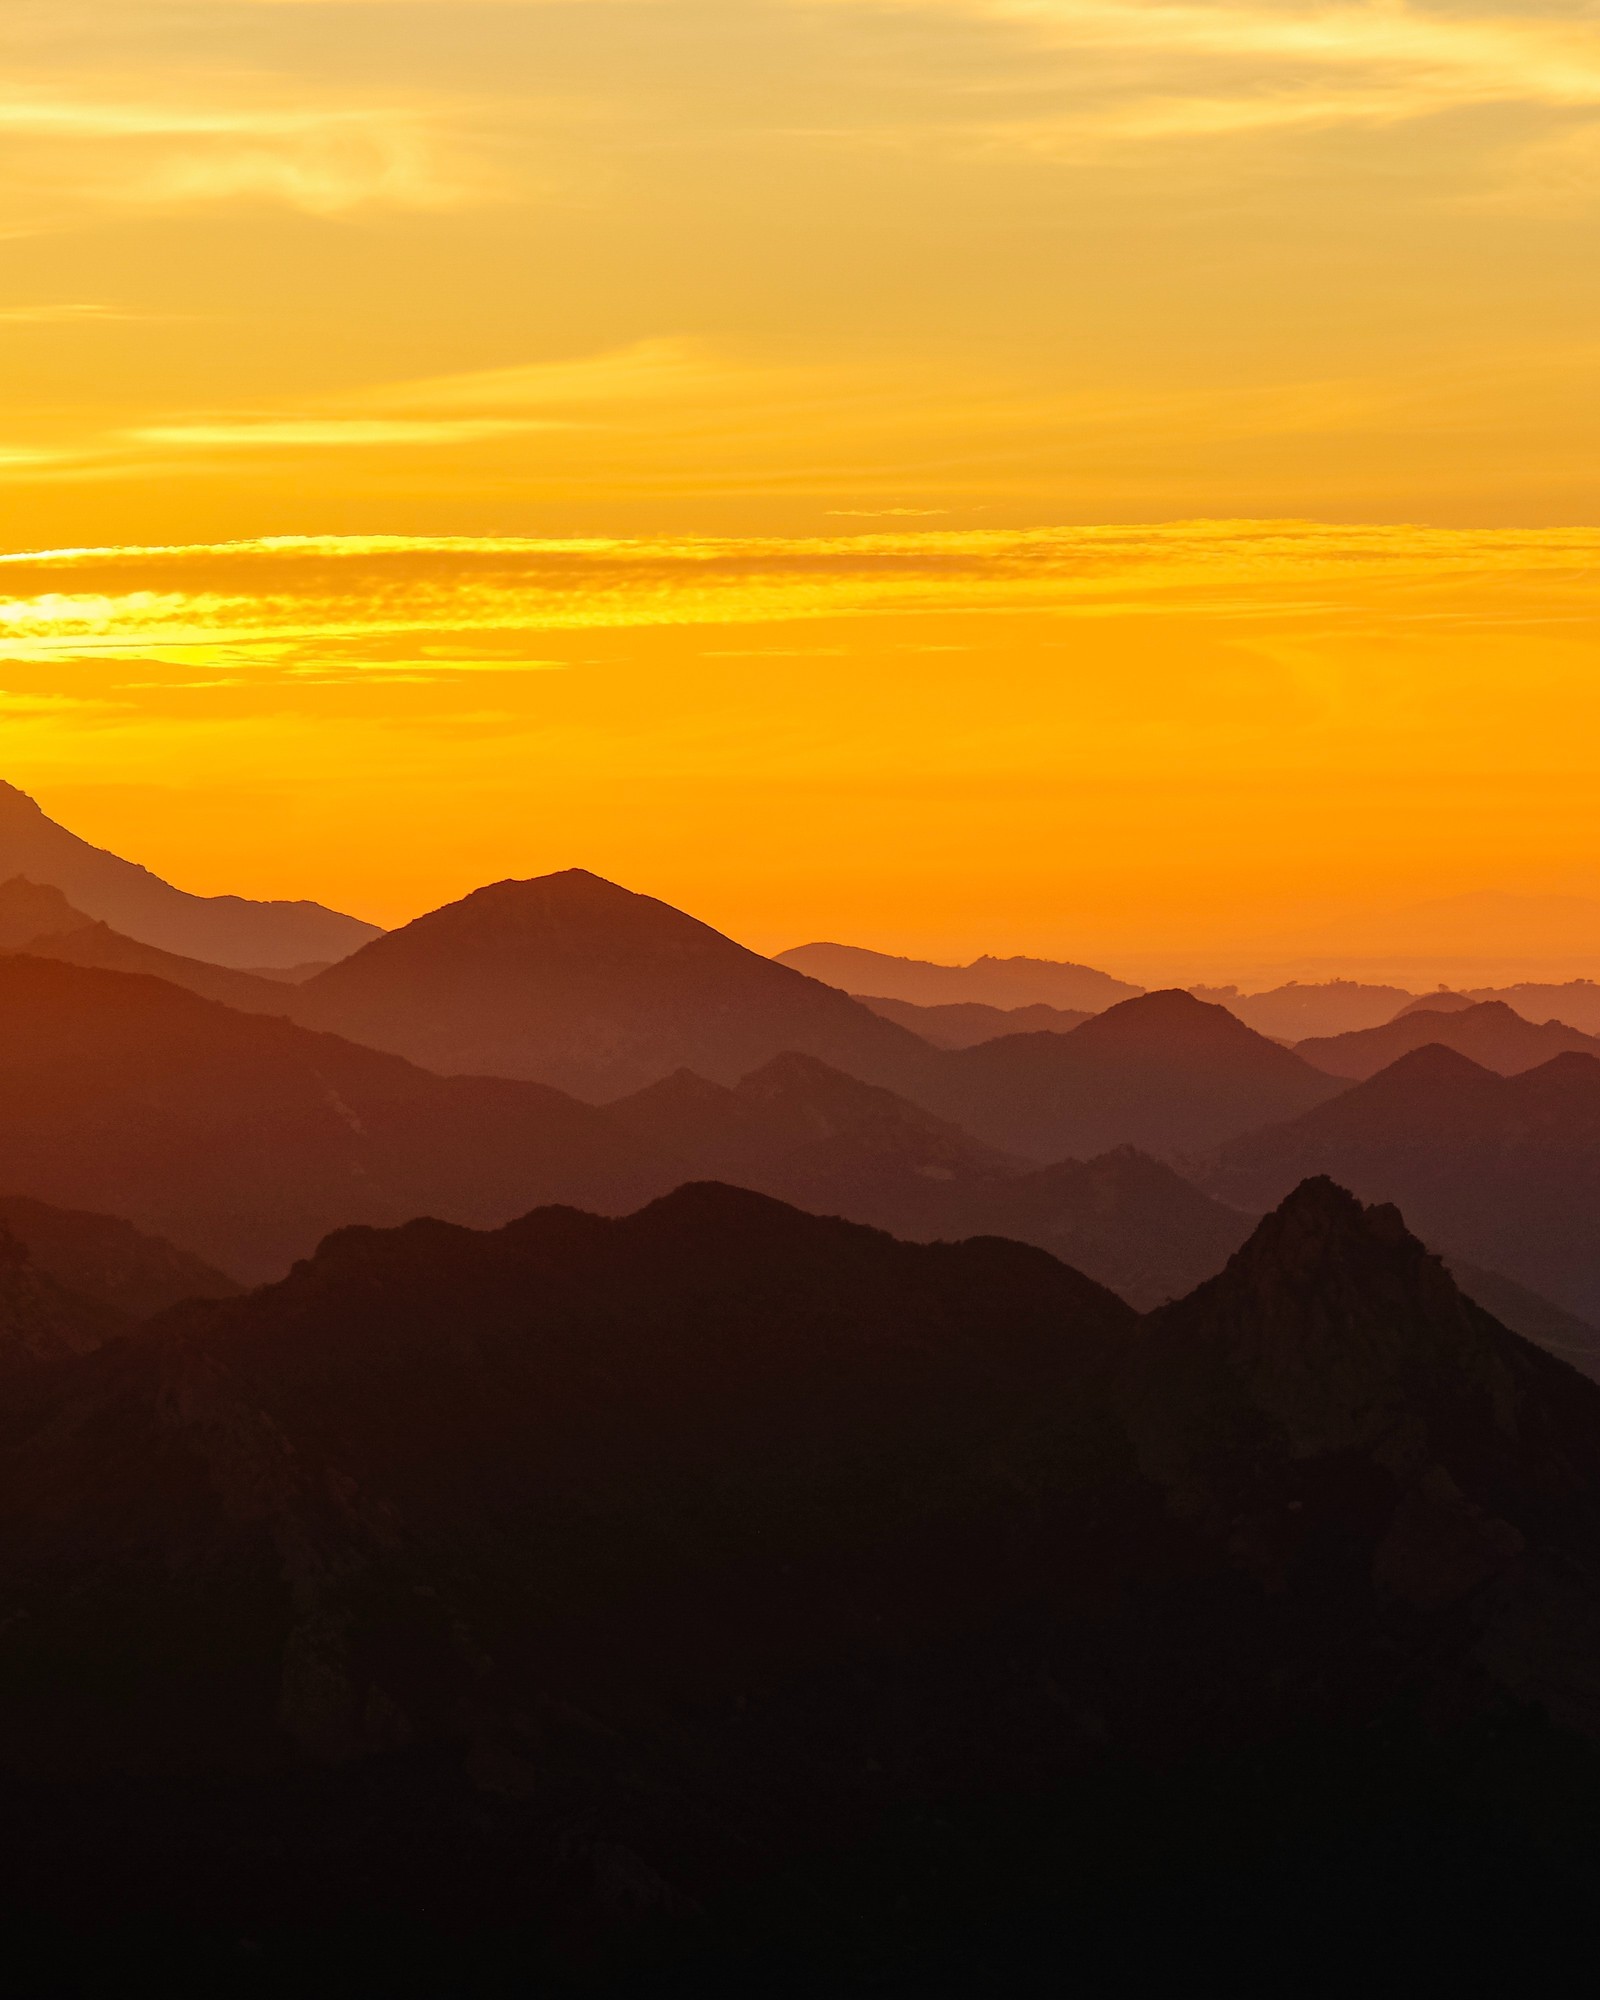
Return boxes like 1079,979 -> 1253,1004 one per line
5,1178 -> 1600,1983
0,784 -> 381,968
292,869 -> 934,1098
1212,1044 -> 1600,1322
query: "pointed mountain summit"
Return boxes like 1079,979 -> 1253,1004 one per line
0,783 -> 381,969
1297,998 -> 1600,1079
914,988 -> 1342,1160
1212,1045 -> 1600,1322
292,870 -> 935,1098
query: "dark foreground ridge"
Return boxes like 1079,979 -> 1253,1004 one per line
4,1177 -> 1600,1987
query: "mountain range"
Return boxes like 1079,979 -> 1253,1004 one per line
0,953 -> 666,1279
1295,997 -> 1600,1078
4,1179 -> 1600,1985
853,993 -> 1092,1045
776,939 -> 1144,1010
0,784 -> 380,968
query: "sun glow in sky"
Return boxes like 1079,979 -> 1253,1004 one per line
3,1 -> 1600,979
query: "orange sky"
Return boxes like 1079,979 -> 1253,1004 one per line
3,2 -> 1600,982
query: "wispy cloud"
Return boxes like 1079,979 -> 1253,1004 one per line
2,521 -> 1597,672
0,86 -> 482,216
810,0 -> 1600,144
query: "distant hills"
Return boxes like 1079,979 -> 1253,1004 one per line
777,940 -> 1144,1010
1296,998 -> 1600,1079
6,1179 -> 1600,1980
854,993 -> 1092,1045
290,870 -> 934,1099
1190,978 -> 1415,1040
910,989 -> 1342,1160
0,783 -> 380,968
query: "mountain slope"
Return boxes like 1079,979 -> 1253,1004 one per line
292,870 -> 936,1098
0,1195 -> 242,1317
12,918 -> 301,1015
1211,1045 -> 1600,1321
0,783 -> 381,968
0,877 -> 90,948
914,989 -> 1343,1160
777,940 -> 1141,1010
5,1183 -> 1600,1981
0,954 -> 670,1279
1297,999 -> 1600,1078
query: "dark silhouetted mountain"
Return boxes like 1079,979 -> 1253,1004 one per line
855,994 -> 1092,1046
776,940 -> 1142,1010
0,782 -> 381,968
1189,979 -> 1416,1040
1465,979 -> 1600,1034
1296,999 -> 1600,1079
0,876 -> 91,949
4,1181 -> 1600,1985
0,955 -> 670,1281
0,1195 -> 243,1318
912,989 -> 1342,1161
292,871 -> 935,1098
1212,1045 -> 1600,1322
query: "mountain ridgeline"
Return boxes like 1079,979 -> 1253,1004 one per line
5,1181 -> 1600,1984
0,784 -> 380,968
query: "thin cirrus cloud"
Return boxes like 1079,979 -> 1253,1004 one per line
0,87 -> 481,216
3,520 -> 1599,667
807,0 -> 1600,142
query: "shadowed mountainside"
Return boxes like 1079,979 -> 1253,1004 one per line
0,1224 -> 122,1369
0,1195 -> 242,1318
0,955 -> 671,1281
1211,1044 -> 1600,1323
292,871 -> 936,1100
0,784 -> 380,969
1297,999 -> 1600,1079
776,940 -> 1141,1011
3,1181 -> 1600,1983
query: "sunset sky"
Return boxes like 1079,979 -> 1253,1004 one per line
3,0 -> 1600,981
